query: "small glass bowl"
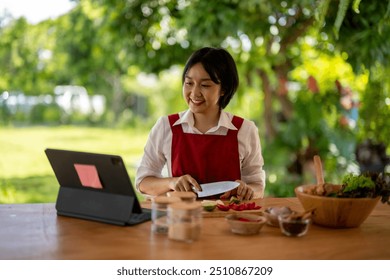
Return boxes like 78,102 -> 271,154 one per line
278,214 -> 310,237
264,206 -> 292,227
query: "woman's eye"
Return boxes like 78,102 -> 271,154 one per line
202,84 -> 211,88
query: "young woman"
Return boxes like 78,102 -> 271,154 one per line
135,47 -> 265,200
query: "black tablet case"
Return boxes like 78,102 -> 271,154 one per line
45,148 -> 145,226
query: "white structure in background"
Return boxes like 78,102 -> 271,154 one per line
0,91 -> 38,114
0,85 -> 105,117
54,85 -> 105,115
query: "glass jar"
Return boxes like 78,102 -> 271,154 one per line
167,202 -> 202,242
151,196 -> 181,234
167,191 -> 197,202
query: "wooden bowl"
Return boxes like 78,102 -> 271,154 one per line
295,185 -> 380,228
225,214 -> 267,235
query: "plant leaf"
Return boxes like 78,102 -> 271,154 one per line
315,0 -> 331,28
352,0 -> 362,14
334,0 -> 351,39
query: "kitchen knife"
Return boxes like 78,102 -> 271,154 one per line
194,181 -> 240,198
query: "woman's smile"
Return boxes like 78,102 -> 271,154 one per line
189,98 -> 204,105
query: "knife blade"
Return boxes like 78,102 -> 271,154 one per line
194,181 -> 240,198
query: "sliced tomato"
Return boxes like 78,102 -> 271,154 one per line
217,204 -> 230,211
239,204 -> 247,211
231,202 -> 262,211
238,217 -> 251,222
229,203 -> 245,211
218,202 -> 262,211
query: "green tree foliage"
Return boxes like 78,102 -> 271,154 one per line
0,17 -> 57,95
316,0 -> 390,152
0,0 -> 389,197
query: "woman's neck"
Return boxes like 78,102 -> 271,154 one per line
193,110 -> 221,133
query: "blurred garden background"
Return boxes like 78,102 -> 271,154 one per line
0,0 -> 389,203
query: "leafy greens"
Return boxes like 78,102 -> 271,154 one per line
339,172 -> 390,204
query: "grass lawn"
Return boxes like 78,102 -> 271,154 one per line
0,126 -> 149,203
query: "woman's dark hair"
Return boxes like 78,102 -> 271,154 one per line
182,47 -> 239,109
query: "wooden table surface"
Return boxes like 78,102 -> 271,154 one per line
1,197 -> 389,260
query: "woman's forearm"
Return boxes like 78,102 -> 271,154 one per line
138,176 -> 176,196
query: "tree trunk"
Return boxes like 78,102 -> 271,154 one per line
275,68 -> 294,120
257,69 -> 277,140
111,75 -> 123,122
103,73 -> 124,123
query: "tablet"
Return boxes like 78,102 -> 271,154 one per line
45,148 -> 151,226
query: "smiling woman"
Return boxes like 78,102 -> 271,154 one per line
136,47 -> 266,200
0,0 -> 76,24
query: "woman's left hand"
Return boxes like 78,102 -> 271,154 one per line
220,180 -> 254,201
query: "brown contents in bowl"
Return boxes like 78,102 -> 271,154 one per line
278,211 -> 311,237
303,183 -> 342,196
280,219 -> 308,236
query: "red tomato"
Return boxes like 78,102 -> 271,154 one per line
218,202 -> 262,211
217,204 -> 230,211
238,217 -> 251,222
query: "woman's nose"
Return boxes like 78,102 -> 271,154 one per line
190,84 -> 202,97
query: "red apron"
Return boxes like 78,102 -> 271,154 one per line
168,113 -> 243,184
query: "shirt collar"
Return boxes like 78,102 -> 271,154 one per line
173,110 -> 238,131
173,110 -> 194,126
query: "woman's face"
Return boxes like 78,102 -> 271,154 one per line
183,63 -> 223,115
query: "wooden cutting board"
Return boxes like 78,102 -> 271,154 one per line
141,198 -> 264,218
202,208 -> 263,218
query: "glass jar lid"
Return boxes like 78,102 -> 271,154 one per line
152,196 -> 181,205
167,191 -> 197,200
168,201 -> 202,214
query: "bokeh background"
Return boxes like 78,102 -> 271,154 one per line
0,0 -> 389,203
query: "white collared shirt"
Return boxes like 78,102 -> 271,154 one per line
135,110 -> 265,193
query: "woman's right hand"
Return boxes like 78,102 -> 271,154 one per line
171,174 -> 201,192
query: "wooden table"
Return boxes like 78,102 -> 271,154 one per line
1,197 -> 389,260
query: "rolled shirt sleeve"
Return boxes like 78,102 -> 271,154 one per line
135,116 -> 170,191
238,119 -> 266,197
